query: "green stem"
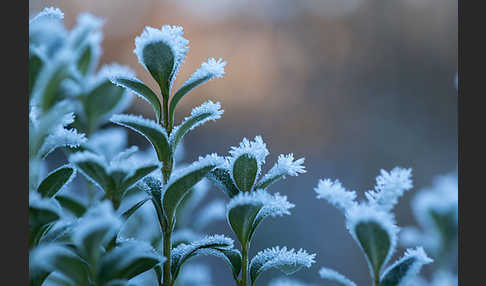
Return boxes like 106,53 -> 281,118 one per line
240,241 -> 250,286
163,229 -> 172,286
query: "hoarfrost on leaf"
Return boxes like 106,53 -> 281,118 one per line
314,178 -> 357,212
365,167 -> 413,212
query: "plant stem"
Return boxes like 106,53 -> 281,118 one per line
240,241 -> 250,286
163,229 -> 172,286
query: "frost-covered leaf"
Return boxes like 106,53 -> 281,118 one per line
76,27 -> 102,76
162,154 -> 224,229
39,125 -> 87,158
120,163 -> 161,195
170,234 -> 234,278
365,167 -> 413,212
110,75 -> 162,123
72,201 -> 122,267
169,100 -> 224,151
256,154 -> 306,190
346,205 -> 398,280
56,194 -> 87,217
29,7 -> 67,59
227,190 -> 294,244
169,58 -> 226,125
111,114 -> 170,164
314,178 -> 357,212
29,191 -> 61,229
229,136 -> 269,192
318,268 -> 357,286
30,243 -> 90,286
380,247 -> 433,286
69,151 -> 112,194
206,167 -> 240,197
134,25 -> 189,96
31,50 -> 73,112
37,164 -> 76,198
249,246 -> 316,284
120,196 -> 151,220
98,239 -> 163,283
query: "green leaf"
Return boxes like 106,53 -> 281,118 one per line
29,50 -> 43,96
169,101 -> 223,151
206,168 -> 240,198
227,203 -> 263,245
142,42 -> 174,97
169,75 -> 211,126
110,114 -> 170,164
37,165 -> 76,198
83,80 -> 128,132
170,235 -> 234,279
110,77 -> 162,123
69,152 -> 114,196
379,247 -> 433,286
29,198 -> 60,229
121,197 -> 151,220
232,154 -> 258,192
30,243 -> 91,286
162,157 -> 221,229
354,221 -> 392,280
119,163 -> 161,196
98,240 -> 162,283
55,194 -> 87,217
202,248 -> 242,281
77,44 -> 93,76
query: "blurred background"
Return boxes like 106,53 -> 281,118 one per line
30,0 -> 457,285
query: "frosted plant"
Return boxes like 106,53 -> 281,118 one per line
400,171 -> 458,285
314,167 -> 433,286
205,136 -> 313,285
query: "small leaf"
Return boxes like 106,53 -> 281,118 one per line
162,154 -> 223,229
232,154 -> 258,192
141,41 -> 174,96
110,76 -> 162,123
227,201 -> 262,245
55,194 -> 87,217
120,197 -> 151,220
30,243 -> 91,286
169,58 -> 226,125
380,247 -> 433,286
206,167 -> 240,198
249,246 -> 316,285
69,151 -> 113,195
256,154 -> 306,190
111,114 -> 170,164
353,220 -> 393,279
318,267 -> 357,286
170,235 -> 234,279
169,101 -> 223,151
37,164 -> 76,198
98,240 -> 163,283
119,163 -> 161,197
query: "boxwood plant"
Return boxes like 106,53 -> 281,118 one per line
29,6 -> 438,286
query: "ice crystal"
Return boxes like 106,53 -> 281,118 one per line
181,57 -> 226,88
366,167 -> 413,211
251,246 -> 316,274
380,247 -> 433,285
314,178 -> 357,212
227,189 -> 294,219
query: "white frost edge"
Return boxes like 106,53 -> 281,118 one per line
259,154 -> 306,187
318,267 -> 357,286
110,113 -> 169,140
365,167 -> 413,212
29,7 -> 64,25
314,178 -> 357,212
180,57 -> 226,88
226,189 -> 294,219
379,247 -> 433,285
251,246 -> 316,275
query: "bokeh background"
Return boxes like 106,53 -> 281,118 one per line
30,0 -> 458,285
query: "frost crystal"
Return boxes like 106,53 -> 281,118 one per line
251,246 -> 316,274
366,167 -> 413,211
171,234 -> 234,259
229,135 -> 269,164
319,268 -> 357,286
166,153 -> 224,188
181,57 -> 226,88
30,7 -> 64,25
227,189 -> 295,218
380,247 -> 433,284
259,154 -> 306,187
134,25 -> 189,82
314,179 -> 357,212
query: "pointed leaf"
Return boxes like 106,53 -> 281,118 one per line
162,154 -> 223,229
169,101 -> 223,151
206,167 -> 240,198
170,235 -> 234,279
227,200 -> 263,245
55,194 -> 87,217
169,58 -> 226,125
98,240 -> 163,283
256,154 -> 306,190
111,114 -> 170,164
380,247 -> 433,286
110,76 -> 162,122
69,151 -> 113,195
121,197 -> 151,220
37,164 -> 76,198
141,41 -> 174,96
120,163 -> 160,196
